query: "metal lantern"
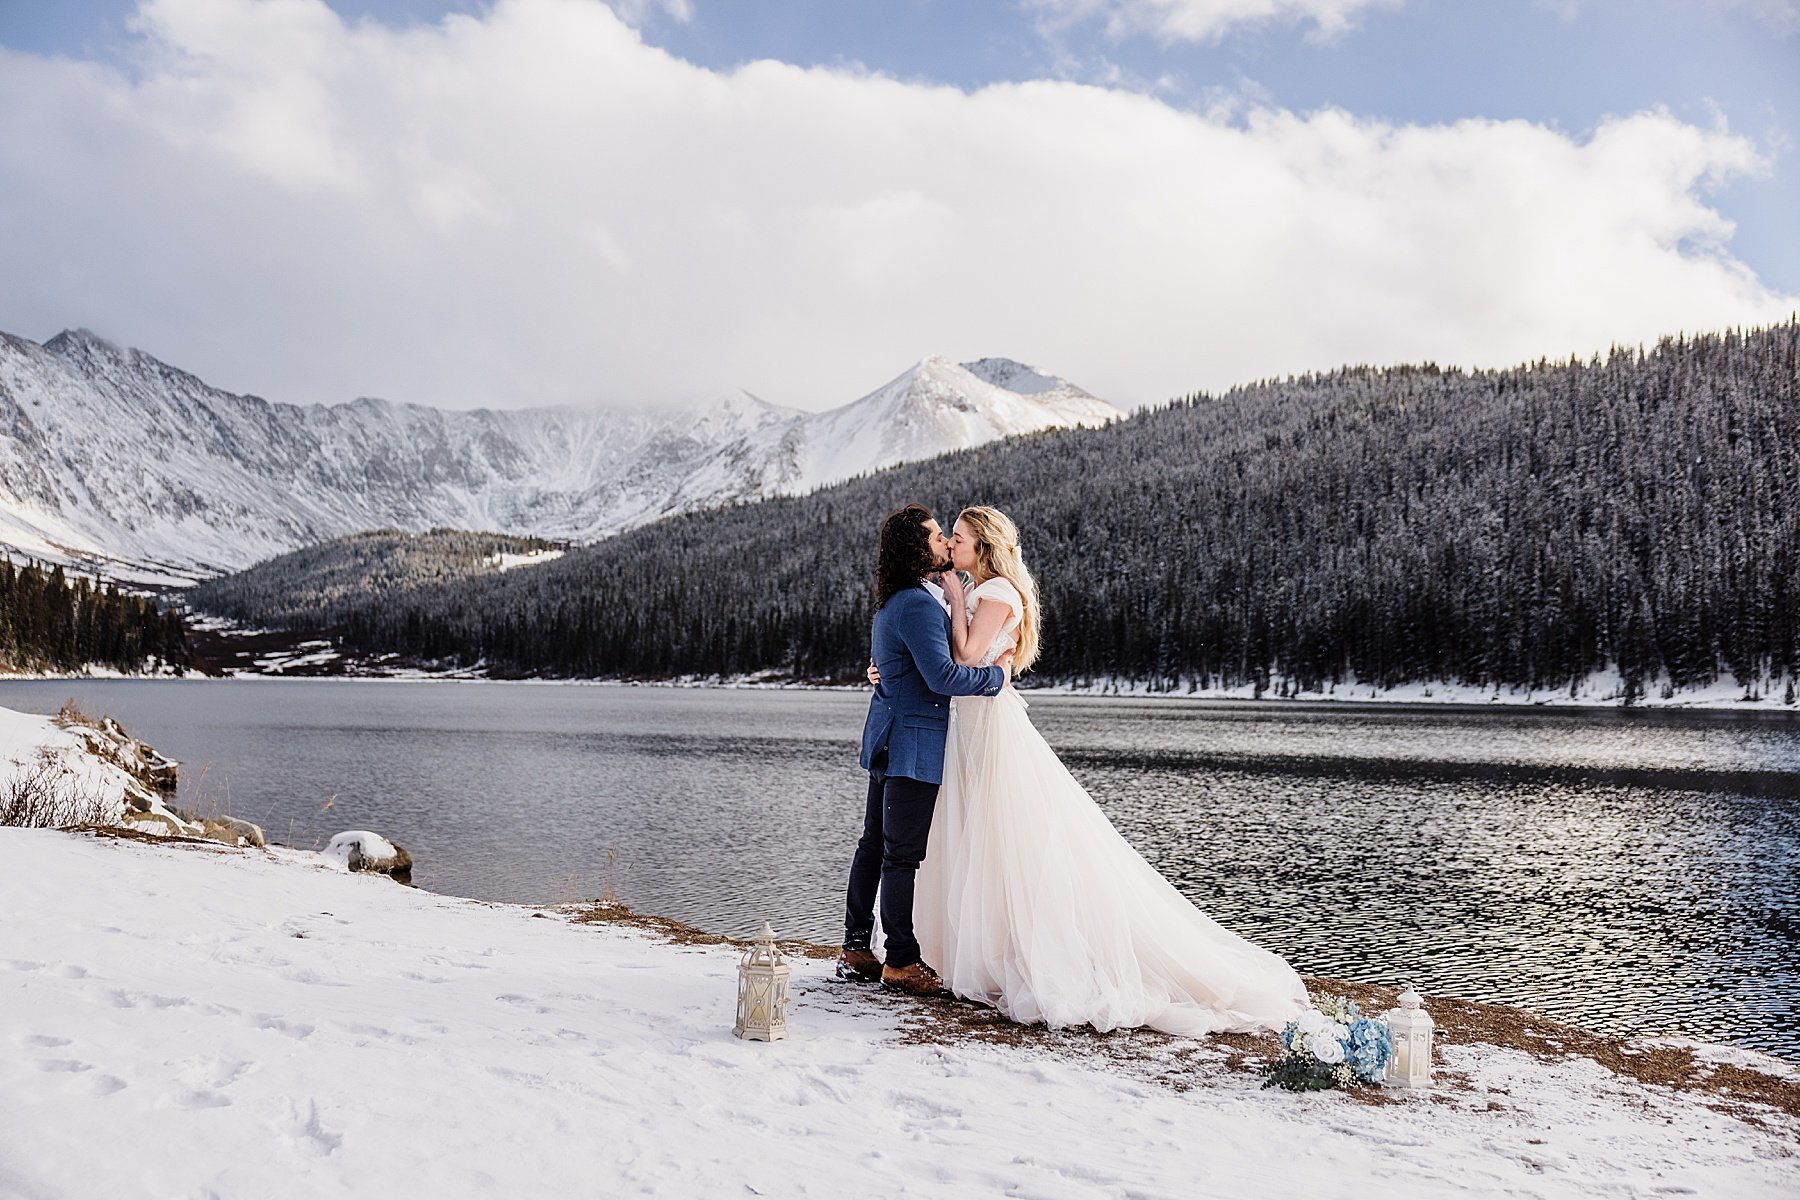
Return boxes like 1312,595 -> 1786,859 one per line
1384,984 -> 1436,1089
733,923 -> 791,1042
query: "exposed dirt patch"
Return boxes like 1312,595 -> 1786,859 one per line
64,823 -> 232,849
567,901 -> 1798,1125
567,899 -> 838,959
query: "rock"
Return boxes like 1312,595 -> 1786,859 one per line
199,816 -> 266,849
121,809 -> 188,836
322,830 -> 413,883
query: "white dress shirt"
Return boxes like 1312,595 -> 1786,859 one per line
920,576 -> 952,615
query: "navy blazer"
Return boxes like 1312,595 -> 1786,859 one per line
859,582 -> 1007,785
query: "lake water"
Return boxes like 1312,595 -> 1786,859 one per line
3,679 -> 1796,1061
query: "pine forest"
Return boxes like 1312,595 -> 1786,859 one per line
189,321 -> 1800,700
0,560 -> 188,674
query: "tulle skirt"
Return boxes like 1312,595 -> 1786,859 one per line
913,688 -> 1311,1036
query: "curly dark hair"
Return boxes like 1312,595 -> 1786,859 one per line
875,504 -> 941,609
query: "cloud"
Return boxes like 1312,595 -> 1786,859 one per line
1702,0 -> 1800,32
609,0 -> 695,27
0,0 -> 1791,412
1027,0 -> 1402,43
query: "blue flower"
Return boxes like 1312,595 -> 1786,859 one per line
1343,1016 -> 1392,1082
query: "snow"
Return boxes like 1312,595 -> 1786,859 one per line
319,829 -> 399,870
0,330 -> 1118,582
0,827 -> 1794,1199
1024,666 -> 1800,711
0,706 -> 153,824
666,356 -> 1122,511
490,548 -> 566,572
251,641 -> 342,674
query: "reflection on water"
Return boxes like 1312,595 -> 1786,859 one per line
1,680 -> 1794,1061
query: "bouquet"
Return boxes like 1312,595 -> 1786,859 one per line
1263,995 -> 1391,1091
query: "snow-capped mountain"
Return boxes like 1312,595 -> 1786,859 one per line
664,355 -> 1121,509
0,330 -> 1120,582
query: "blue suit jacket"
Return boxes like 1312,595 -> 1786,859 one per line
859,582 -> 1007,785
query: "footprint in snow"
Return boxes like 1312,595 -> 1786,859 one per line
34,1058 -> 92,1074
172,1090 -> 232,1110
72,1074 -> 128,1098
279,1098 -> 343,1157
255,1016 -> 315,1040
497,993 -> 553,1013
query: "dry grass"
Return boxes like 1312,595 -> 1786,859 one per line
1305,974 -> 1800,1125
64,822 -> 230,849
0,750 -> 114,828
568,901 -> 1799,1125
568,899 -> 838,959
54,697 -> 102,730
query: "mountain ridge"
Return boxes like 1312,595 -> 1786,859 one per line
0,329 -> 1119,583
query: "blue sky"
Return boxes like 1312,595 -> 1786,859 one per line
0,0 -> 1794,409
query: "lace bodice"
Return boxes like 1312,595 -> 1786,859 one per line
964,577 -> 1023,668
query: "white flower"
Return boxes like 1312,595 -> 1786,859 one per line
1308,1032 -> 1347,1064
1296,1010 -> 1332,1038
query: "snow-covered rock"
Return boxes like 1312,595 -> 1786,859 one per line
0,330 -> 1121,583
322,829 -> 413,880
201,815 -> 268,849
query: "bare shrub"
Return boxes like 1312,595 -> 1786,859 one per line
0,750 -> 113,828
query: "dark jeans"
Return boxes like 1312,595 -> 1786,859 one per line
843,761 -> 940,969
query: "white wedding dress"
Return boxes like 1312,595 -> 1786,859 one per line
913,576 -> 1311,1036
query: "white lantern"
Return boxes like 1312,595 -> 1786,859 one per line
733,923 -> 791,1042
1384,984 -> 1435,1089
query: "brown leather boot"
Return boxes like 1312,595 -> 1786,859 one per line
880,960 -> 947,996
835,947 -> 882,982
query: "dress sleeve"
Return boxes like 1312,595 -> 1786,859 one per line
971,577 -> 1022,617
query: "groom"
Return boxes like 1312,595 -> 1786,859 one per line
839,504 -> 1009,995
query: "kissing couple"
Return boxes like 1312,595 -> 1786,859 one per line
838,503 -> 1310,1036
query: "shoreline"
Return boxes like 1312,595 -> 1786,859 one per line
2,825 -> 1796,1198
8,667 -> 1800,715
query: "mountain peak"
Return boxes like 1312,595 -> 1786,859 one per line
44,328 -> 125,358
959,357 -> 1086,398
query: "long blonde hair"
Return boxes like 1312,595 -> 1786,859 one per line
956,506 -> 1041,675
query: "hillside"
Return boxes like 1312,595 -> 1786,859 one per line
189,322 -> 1800,698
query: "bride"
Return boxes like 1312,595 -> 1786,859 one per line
901,506 -> 1310,1036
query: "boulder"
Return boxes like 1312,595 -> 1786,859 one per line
322,830 -> 413,883
199,816 -> 267,849
121,809 -> 188,836
118,794 -> 203,838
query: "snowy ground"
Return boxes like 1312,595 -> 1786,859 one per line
1,829 -> 1795,1200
